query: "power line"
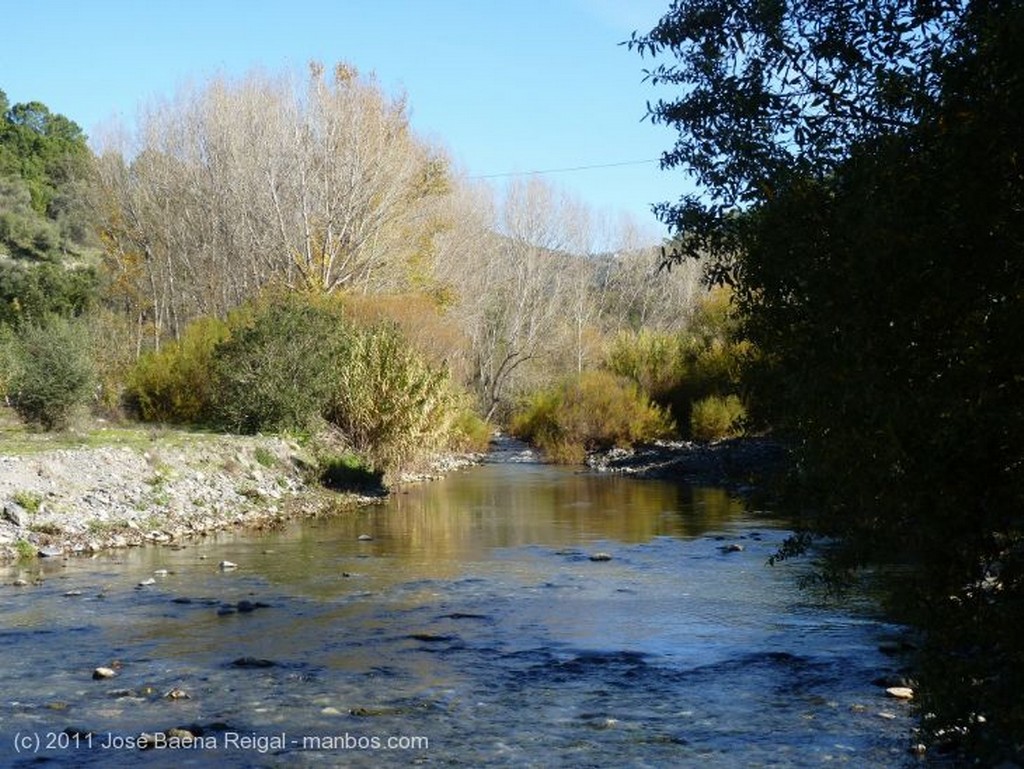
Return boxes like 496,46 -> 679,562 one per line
469,158 -> 659,180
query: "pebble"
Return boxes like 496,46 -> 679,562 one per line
92,667 -> 118,680
138,578 -> 156,587
357,534 -> 373,541
218,560 -> 238,570
164,687 -> 191,700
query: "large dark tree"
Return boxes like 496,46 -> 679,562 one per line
632,0 -> 1023,760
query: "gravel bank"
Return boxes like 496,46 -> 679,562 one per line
0,427 -> 480,562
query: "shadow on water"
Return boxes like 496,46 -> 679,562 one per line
0,461 -> 920,767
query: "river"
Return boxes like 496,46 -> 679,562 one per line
0,454 -> 917,767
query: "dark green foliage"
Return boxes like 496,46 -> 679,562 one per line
9,316 -> 95,430
0,92 -> 92,218
634,0 -> 1024,758
0,260 -> 98,326
210,296 -> 348,435
510,371 -> 675,463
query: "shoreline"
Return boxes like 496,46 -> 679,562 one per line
1,426 -> 785,565
0,425 -> 480,564
586,436 -> 790,493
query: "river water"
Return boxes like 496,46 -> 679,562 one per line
0,456 -> 917,767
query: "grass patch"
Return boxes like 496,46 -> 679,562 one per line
14,539 -> 36,559
12,489 -> 42,515
318,452 -> 384,493
253,445 -> 278,468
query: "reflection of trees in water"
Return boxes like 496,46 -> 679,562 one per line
323,466 -> 749,566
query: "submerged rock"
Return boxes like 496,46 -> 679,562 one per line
230,656 -> 276,669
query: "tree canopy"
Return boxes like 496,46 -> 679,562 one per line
633,0 -> 1023,760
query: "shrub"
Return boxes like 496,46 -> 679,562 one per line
690,394 -> 746,442
209,295 -> 349,434
510,371 -> 675,463
606,328 -> 688,399
449,406 -> 492,453
125,316 -> 229,424
10,316 -> 95,430
607,288 -> 752,438
0,323 -> 19,401
325,322 -> 464,476
86,308 -> 141,418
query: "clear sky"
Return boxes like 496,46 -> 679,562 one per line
2,0 -> 689,241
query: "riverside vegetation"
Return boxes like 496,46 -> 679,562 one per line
632,0 -> 1024,761
0,69 -> 749,558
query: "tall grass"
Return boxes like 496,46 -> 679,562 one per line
326,322 -> 466,475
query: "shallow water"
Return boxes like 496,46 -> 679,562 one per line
0,460 -> 917,767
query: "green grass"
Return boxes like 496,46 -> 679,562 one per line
14,539 -> 36,559
253,445 -> 278,468
12,489 -> 42,514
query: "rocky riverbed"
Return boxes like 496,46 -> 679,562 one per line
0,425 -> 481,563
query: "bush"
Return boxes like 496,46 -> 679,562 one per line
0,323 -> 19,401
10,316 -> 95,430
690,394 -> 746,441
125,316 -> 229,424
450,406 -> 492,453
511,371 -> 675,463
326,322 -> 465,476
210,296 -> 348,434
607,288 -> 751,437
86,309 -> 141,418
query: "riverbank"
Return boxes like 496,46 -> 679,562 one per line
586,437 -> 790,493
0,417 -> 481,563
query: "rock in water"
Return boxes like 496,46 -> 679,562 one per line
92,667 -> 118,680
218,560 -> 238,570
589,552 -> 613,562
886,686 -> 914,700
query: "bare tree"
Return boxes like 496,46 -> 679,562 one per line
95,62 -> 451,339
439,178 -> 599,418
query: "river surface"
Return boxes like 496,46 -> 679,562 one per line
0,456 -> 917,767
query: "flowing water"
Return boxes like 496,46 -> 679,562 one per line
0,455 -> 917,767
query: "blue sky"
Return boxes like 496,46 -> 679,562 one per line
2,0 -> 690,240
